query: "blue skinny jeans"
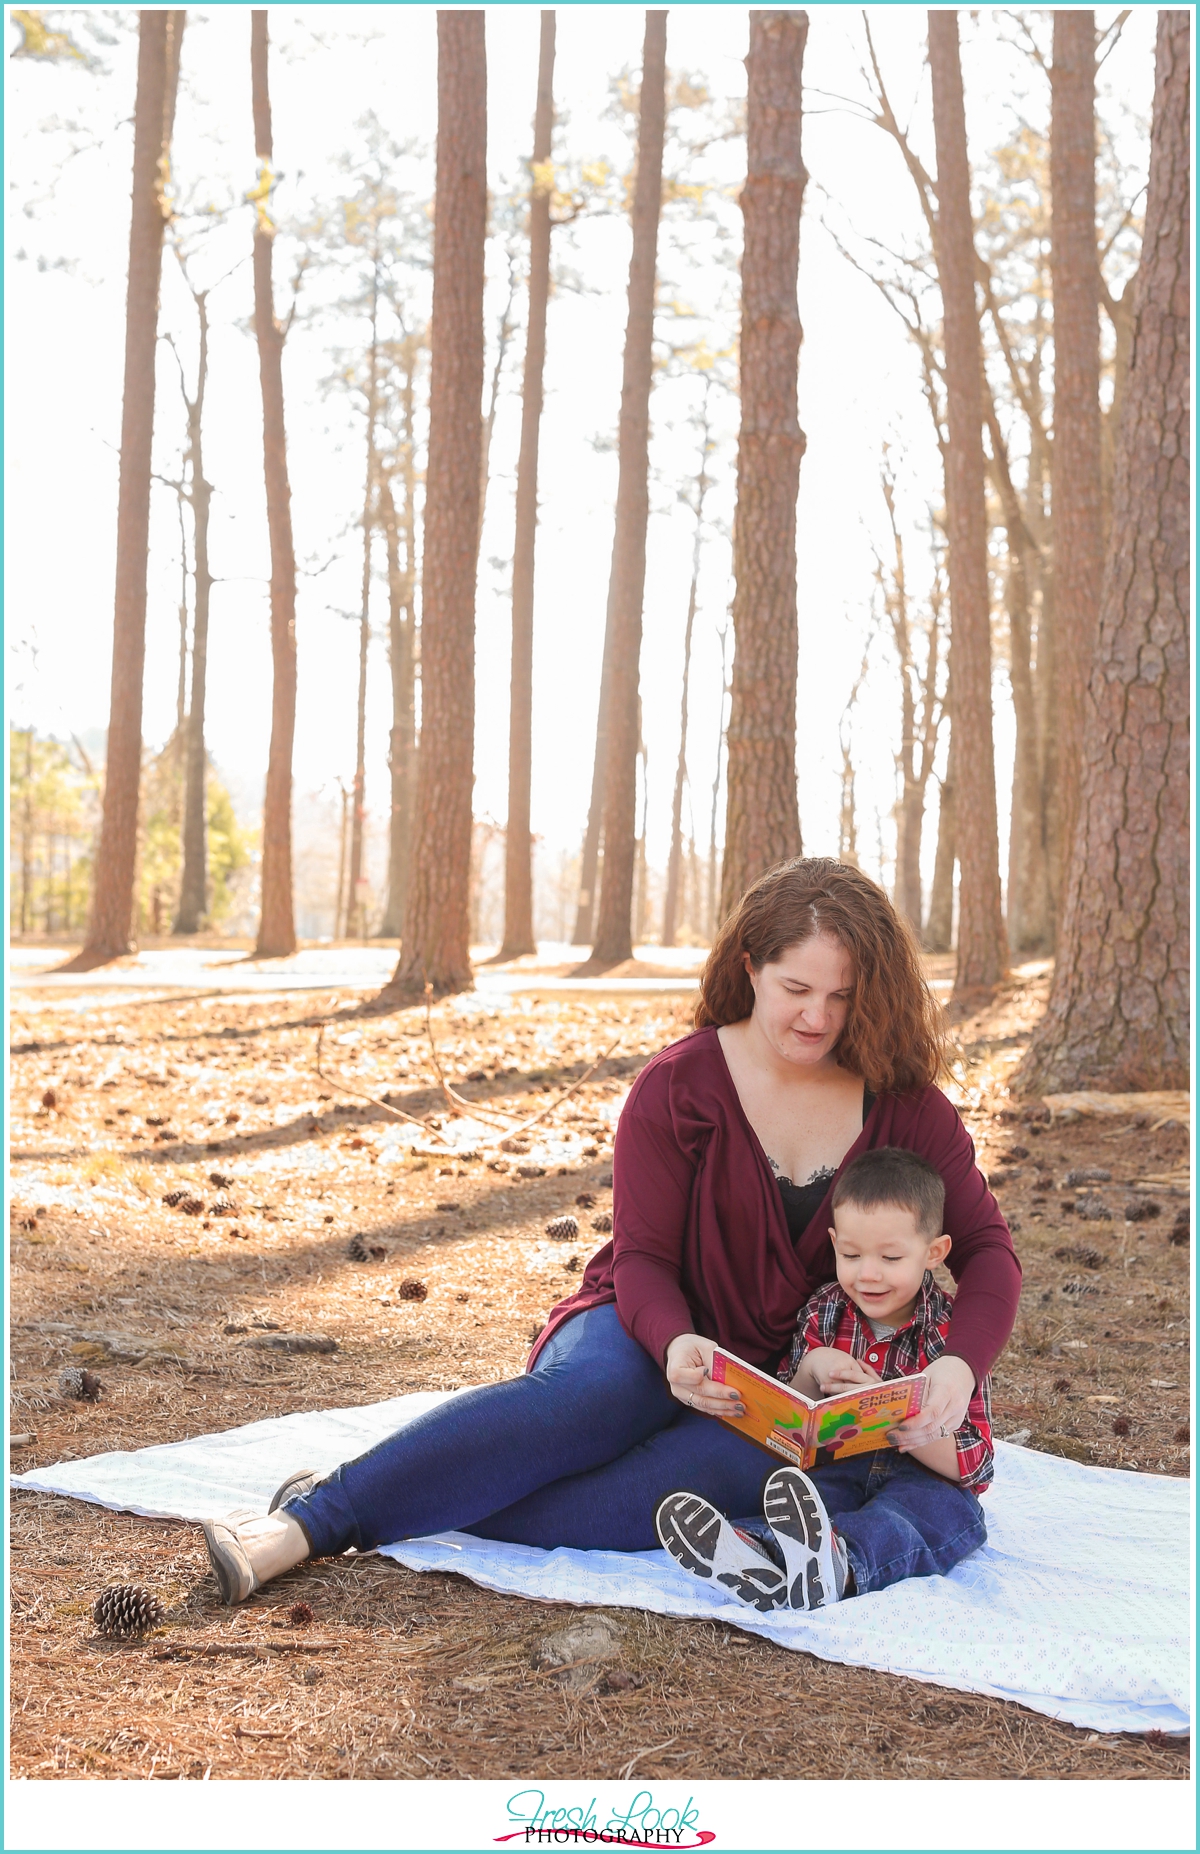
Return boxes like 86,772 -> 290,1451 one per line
284,1303 -> 778,1555
744,1448 -> 988,1593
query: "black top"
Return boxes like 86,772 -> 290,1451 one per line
774,1089 -> 877,1246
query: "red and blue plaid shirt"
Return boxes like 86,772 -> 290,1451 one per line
782,1272 -> 994,1494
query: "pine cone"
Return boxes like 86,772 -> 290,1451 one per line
545,1215 -> 578,1241
590,1212 -> 613,1233
41,1088 -> 57,1109
93,1583 -> 165,1638
162,1188 -> 188,1208
163,1189 -> 205,1216
346,1234 -> 369,1260
289,1601 -> 314,1628
209,1195 -> 239,1217
575,1193 -> 596,1209
208,1172 -> 232,1188
1124,1199 -> 1161,1222
58,1366 -> 103,1402
397,1278 -> 428,1301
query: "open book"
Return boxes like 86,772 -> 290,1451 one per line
709,1348 -> 927,1469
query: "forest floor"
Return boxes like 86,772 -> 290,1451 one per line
8,951 -> 1191,1781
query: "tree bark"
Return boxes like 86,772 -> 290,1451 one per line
497,9 -> 555,961
250,10 -> 299,959
175,285 -> 213,935
925,715 -> 956,953
348,266 -> 381,942
377,465 -> 416,939
382,10 -> 486,1000
928,10 -> 1006,992
719,9 -> 808,920
661,390 -> 713,947
570,607 -> 614,944
588,10 -> 668,967
1044,9 -> 1103,927
984,394 -> 1051,954
71,11 -> 183,967
1016,11 -> 1189,1095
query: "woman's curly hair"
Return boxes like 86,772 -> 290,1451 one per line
694,857 -> 948,1096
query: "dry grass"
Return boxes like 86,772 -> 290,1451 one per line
8,966 -> 1190,1780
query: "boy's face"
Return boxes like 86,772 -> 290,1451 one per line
829,1201 -> 951,1326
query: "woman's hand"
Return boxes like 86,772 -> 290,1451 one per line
665,1333 -> 746,1418
888,1353 -> 975,1452
797,1347 -> 881,1397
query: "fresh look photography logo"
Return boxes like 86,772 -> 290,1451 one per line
495,1789 -> 715,1848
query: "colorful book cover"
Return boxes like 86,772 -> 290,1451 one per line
709,1348 -> 927,1468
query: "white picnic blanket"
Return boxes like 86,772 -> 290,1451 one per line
12,1391 -> 1190,1737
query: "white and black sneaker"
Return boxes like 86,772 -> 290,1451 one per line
654,1490 -> 787,1613
762,1467 -> 847,1610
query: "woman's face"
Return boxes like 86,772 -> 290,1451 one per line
745,933 -> 854,1069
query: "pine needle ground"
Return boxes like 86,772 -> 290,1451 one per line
9,964 -> 1190,1779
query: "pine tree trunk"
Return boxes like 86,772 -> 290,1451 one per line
71,11 -> 183,968
571,608 -> 614,944
377,470 -> 416,939
348,271 -> 381,942
928,10 -> 1007,993
707,622 -> 730,939
588,10 -> 668,967
661,401 -> 711,948
984,397 -> 1051,954
1044,9 -> 1103,928
497,9 -> 555,961
1016,11 -> 1189,1095
719,9 -> 808,919
382,11 -> 486,1000
925,716 -> 956,952
251,10 -> 299,959
175,287 -> 212,935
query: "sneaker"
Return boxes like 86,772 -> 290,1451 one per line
654,1490 -> 787,1613
201,1509 -> 261,1606
268,1468 -> 319,1514
762,1466 -> 846,1609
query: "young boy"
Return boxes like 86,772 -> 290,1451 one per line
655,1147 -> 994,1612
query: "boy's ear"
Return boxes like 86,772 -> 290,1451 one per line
927,1233 -> 952,1268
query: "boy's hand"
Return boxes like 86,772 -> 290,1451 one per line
888,1353 -> 974,1451
665,1332 -> 747,1419
796,1348 -> 881,1396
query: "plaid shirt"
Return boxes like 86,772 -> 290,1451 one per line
782,1272 -> 994,1494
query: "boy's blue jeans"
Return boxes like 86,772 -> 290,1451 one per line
745,1448 -> 988,1593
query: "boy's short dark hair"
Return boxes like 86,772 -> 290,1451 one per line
831,1147 -> 945,1239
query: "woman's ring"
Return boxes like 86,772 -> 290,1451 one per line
688,1393 -> 696,1409
938,1424 -> 948,1438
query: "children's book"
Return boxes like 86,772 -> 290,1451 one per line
709,1348 -> 927,1468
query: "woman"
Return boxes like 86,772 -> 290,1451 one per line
203,858 -> 1021,1603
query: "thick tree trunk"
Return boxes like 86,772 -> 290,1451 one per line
928,10 -> 1006,992
72,11 -> 183,967
706,621 -> 730,938
497,10 -> 555,961
383,10 -> 486,1000
251,10 -> 299,959
348,272 -> 381,942
1016,12 -> 1189,1095
661,397 -> 712,948
925,719 -> 956,953
719,9 -> 808,919
1044,9 -> 1103,926
377,471 -> 416,939
589,10 -> 668,967
175,287 -> 213,935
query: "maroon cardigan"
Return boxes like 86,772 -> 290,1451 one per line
529,1026 -> 1021,1387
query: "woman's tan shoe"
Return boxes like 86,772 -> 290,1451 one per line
268,1468 -> 319,1514
202,1510 -> 261,1605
